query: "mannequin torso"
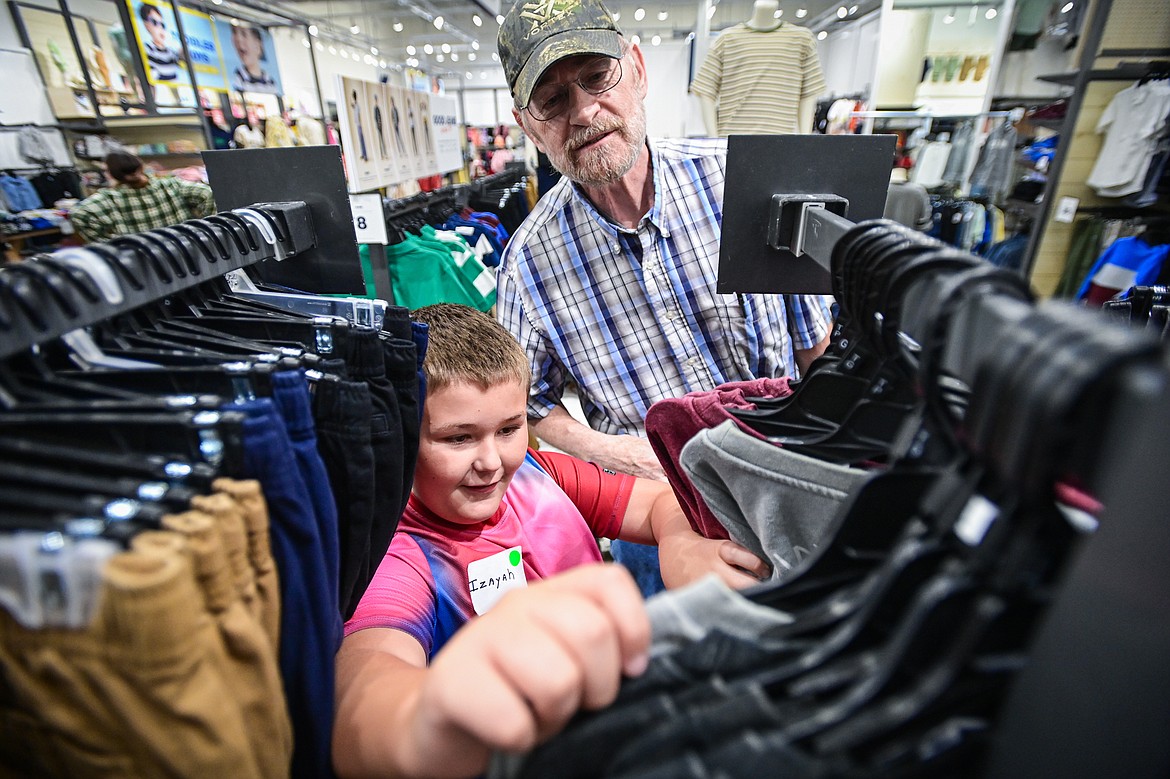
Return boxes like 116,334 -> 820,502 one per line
694,0 -> 822,136
746,0 -> 782,30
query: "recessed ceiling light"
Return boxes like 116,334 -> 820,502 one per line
349,24 -> 359,34
472,14 -> 482,26
308,24 -> 318,36
496,14 -> 504,24
393,21 -> 403,32
985,7 -> 998,18
796,7 -> 808,17
657,10 -> 668,20
433,16 -> 444,29
469,52 -> 477,60
817,29 -> 827,39
651,34 -> 661,45
423,43 -> 433,54
837,6 -> 848,18
634,7 -> 645,21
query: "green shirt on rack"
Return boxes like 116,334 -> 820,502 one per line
70,174 -> 216,244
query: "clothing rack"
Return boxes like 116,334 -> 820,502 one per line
764,202 -> 1170,774
0,201 -> 315,359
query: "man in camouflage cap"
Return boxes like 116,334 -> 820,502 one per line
494,0 -> 834,593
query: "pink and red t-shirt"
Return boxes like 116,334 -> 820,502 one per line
345,449 -> 635,658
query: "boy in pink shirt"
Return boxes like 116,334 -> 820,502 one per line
334,304 -> 767,778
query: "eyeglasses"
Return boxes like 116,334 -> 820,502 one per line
523,56 -> 623,122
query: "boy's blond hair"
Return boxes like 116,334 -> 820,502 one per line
411,304 -> 531,393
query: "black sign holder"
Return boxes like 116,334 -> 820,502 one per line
717,134 -> 896,295
203,146 -> 371,297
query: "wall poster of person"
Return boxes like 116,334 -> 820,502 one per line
386,84 -> 416,183
416,92 -> 438,172
126,0 -> 195,102
335,76 -> 379,192
214,19 -> 283,95
372,83 -> 397,182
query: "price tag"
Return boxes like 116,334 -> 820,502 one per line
349,193 -> 388,245
467,546 -> 527,615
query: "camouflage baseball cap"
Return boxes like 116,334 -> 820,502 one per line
498,0 -> 625,109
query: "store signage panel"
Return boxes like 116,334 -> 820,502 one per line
213,19 -> 284,95
179,7 -> 228,91
349,193 -> 389,245
430,94 -> 463,174
335,75 -> 452,193
126,0 -> 197,104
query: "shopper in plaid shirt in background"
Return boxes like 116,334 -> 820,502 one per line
70,151 -> 215,243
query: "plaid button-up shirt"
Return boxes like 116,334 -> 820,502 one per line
496,137 -> 834,437
70,175 -> 216,243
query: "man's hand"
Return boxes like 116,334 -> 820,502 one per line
530,405 -> 667,481
599,434 -> 666,481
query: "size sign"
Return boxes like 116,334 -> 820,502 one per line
349,193 -> 388,245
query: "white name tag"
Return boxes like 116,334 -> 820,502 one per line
467,546 -> 527,615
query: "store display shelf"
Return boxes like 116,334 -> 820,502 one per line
1036,71 -> 1079,86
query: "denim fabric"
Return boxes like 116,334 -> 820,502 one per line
609,539 -> 665,598
237,398 -> 337,779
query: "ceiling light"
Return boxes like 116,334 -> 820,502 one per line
302,38 -> 310,47
308,24 -> 318,36
380,59 -> 387,68
817,29 -> 827,39
471,40 -> 480,50
472,13 -> 482,26
349,24 -> 359,34
328,45 -> 337,54
230,18 -> 239,26
407,57 -> 418,66
496,14 -> 504,24
837,6 -> 847,18
468,52 -> 477,60
451,52 -> 459,60
634,7 -> 645,20
706,5 -> 716,18
657,9 -> 668,20
795,7 -> 807,17
466,71 -> 473,78
436,53 -> 444,62
211,0 -> 221,5
849,4 -> 858,13
406,44 -> 416,55
442,43 -> 451,53
393,21 -> 403,32
943,7 -> 956,22
651,34 -> 661,45
433,15 -> 444,29
371,46 -> 378,55
613,11 -> 621,20
423,43 -> 433,54
631,33 -> 640,44
774,8 -> 782,17
985,7 -> 997,17
1060,1 -> 1073,11
340,49 -> 349,58
491,52 -> 499,61
314,41 -> 323,50
480,71 -> 488,79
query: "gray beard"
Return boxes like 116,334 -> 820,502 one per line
551,105 -> 647,186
